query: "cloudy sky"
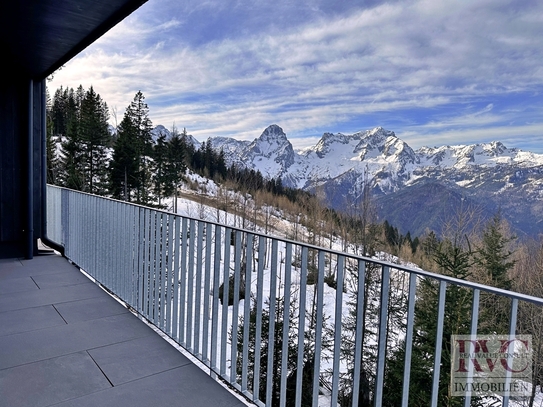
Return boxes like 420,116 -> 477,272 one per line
49,0 -> 543,152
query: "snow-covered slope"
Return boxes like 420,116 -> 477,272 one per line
210,137 -> 250,158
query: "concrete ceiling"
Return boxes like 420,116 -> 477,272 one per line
0,0 -> 148,80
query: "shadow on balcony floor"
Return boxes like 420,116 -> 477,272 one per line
0,253 -> 247,407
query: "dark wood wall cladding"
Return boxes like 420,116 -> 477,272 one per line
0,71 -> 26,255
0,64 -> 44,258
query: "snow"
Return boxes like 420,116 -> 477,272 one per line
456,179 -> 475,187
203,125 -> 543,200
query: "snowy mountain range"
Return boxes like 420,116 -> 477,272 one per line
154,124 -> 543,238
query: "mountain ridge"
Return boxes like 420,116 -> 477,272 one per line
154,124 -> 543,237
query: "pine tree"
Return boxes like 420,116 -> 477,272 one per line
109,114 -> 139,201
423,230 -> 438,251
216,148 -> 228,179
45,88 -> 61,185
235,295 -> 313,407
51,86 -> 68,138
340,264 -> 379,407
79,86 -> 111,194
167,127 -> 187,212
51,85 -> 111,192
339,184 -> 382,407
514,239 -> 543,407
475,212 -> 516,334
109,91 -> 153,203
198,139 -> 214,178
476,212 -> 515,290
408,235 -> 475,406
382,340 -> 433,406
191,143 -> 205,173
59,87 -> 85,190
152,131 -> 169,206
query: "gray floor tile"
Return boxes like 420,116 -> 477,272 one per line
32,270 -> 91,289
0,313 -> 153,370
0,258 -> 22,266
19,254 -> 74,271
0,305 -> 66,337
0,351 -> 111,407
0,255 -> 73,281
53,364 -> 246,407
0,276 -> 39,294
88,335 -> 191,385
0,282 -> 103,313
0,259 -> 24,280
54,295 -> 128,323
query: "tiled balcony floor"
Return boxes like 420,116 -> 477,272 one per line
0,252 -> 247,407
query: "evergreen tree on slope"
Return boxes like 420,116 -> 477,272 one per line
109,91 -> 153,203
59,86 -> 85,190
109,113 -> 139,201
167,127 -> 187,212
79,86 -> 111,194
474,212 -> 516,335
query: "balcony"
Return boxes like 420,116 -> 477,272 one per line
0,250 -> 245,407
2,185 -> 542,407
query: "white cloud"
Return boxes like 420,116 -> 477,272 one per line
49,0 -> 543,152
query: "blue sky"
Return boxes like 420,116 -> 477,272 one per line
49,0 -> 543,152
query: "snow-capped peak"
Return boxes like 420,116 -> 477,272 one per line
246,124 -> 292,158
234,125 -> 297,178
151,125 -> 171,142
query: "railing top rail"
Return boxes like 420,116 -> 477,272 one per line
47,184 -> 543,307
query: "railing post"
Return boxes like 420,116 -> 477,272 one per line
331,255 -> 344,407
143,208 -> 152,319
431,281 -> 447,407
230,230 -> 242,384
374,265 -> 390,407
351,259 -> 366,407
311,250 -> 326,407
220,227 -> 231,376
194,221 -> 204,356
252,235 -> 266,403
159,212 -> 169,330
502,298 -> 518,407
202,222 -> 213,362
463,289 -> 480,406
153,211 -> 161,326
210,224 -> 222,375
166,214 -> 175,335
241,233 -> 254,396
171,216 -> 181,342
401,272 -> 418,407
295,246 -> 308,407
179,217 -> 188,346
265,240 -> 279,407
187,219 -> 196,351
279,242 -> 292,407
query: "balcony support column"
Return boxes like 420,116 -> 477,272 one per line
25,79 -> 34,259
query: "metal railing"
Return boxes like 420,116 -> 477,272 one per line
46,185 -> 543,407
